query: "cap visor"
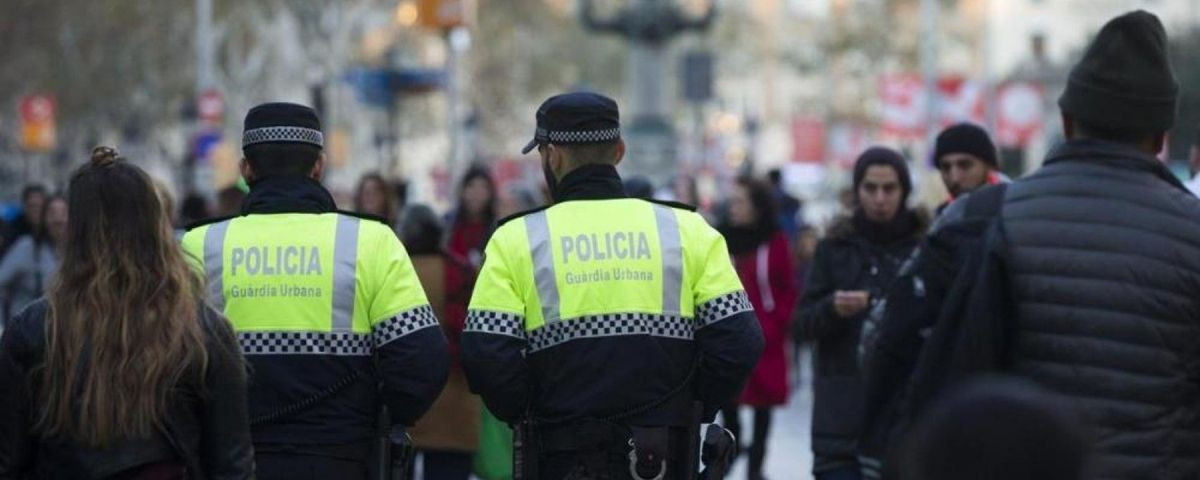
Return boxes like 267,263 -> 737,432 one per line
521,138 -> 539,155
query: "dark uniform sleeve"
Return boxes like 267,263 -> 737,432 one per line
796,240 -> 843,340
461,231 -> 531,423
367,225 -> 451,426
198,308 -> 255,480
691,230 -> 764,421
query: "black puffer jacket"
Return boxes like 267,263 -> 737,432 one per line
0,300 -> 255,480
797,212 -> 923,471
988,140 -> 1200,479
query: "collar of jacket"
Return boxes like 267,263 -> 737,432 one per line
1045,139 -> 1189,194
242,176 -> 337,215
554,164 -> 627,202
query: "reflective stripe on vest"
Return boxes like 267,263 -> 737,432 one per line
203,219 -> 232,313
653,205 -> 683,315
524,210 -> 561,323
331,216 -> 360,333
523,203 -> 684,323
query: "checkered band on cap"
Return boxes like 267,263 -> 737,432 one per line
545,127 -> 621,145
242,126 -> 325,148
696,291 -> 753,328
525,312 -> 693,353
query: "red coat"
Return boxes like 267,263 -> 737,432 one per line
443,219 -> 488,366
731,231 -> 798,407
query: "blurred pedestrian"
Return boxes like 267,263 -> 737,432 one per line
0,146 -> 253,478
2,184 -> 47,256
671,174 -> 701,207
444,165 -> 497,275
797,147 -> 925,480
768,168 -> 802,240
857,129 -> 1009,477
0,194 -> 65,326
354,172 -> 399,227
439,166 -> 498,479
932,123 -> 1007,215
895,378 -> 1088,480
180,192 -> 211,226
402,205 -> 482,480
950,11 -> 1200,479
215,184 -> 245,217
623,175 -> 654,199
718,177 -> 798,480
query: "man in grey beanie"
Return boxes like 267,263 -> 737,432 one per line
951,10 -> 1200,479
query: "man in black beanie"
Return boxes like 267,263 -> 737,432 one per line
950,11 -> 1200,479
933,123 -> 1006,214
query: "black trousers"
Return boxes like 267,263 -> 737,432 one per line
721,406 -> 774,477
255,443 -> 372,480
535,425 -> 693,480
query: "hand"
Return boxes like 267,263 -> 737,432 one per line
833,290 -> 870,318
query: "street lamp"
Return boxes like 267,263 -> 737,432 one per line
580,0 -> 717,184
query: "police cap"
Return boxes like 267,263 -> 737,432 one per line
521,92 -> 621,154
242,102 -> 324,150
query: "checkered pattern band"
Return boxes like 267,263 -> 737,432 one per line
238,331 -> 372,356
526,312 -> 693,353
696,291 -> 753,328
372,305 -> 440,347
538,128 -> 621,145
242,126 -> 324,148
465,310 -> 526,339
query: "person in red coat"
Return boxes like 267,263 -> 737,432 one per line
718,176 -> 799,480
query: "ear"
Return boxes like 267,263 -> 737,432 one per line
1061,112 -> 1075,139
240,158 -> 255,182
613,139 -> 626,167
1150,133 -> 1167,158
548,145 -> 566,178
311,153 -> 326,180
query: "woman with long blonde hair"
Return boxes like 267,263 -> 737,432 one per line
0,147 -> 254,479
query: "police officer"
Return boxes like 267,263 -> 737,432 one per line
182,103 -> 449,480
461,92 -> 764,479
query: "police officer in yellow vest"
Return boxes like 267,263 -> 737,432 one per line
461,92 -> 764,479
183,103 -> 449,480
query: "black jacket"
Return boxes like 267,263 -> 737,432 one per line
797,212 -> 923,469
856,185 -> 1007,478
0,301 -> 254,480
461,165 -> 764,427
962,140 -> 1200,479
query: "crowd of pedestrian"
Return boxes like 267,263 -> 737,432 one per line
3,9 -> 1200,480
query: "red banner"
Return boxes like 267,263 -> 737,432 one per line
995,82 -> 1045,147
791,117 -> 826,163
879,74 -> 985,140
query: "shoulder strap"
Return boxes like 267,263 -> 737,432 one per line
963,184 -> 1009,218
334,209 -> 391,226
641,198 -> 698,212
496,204 -> 552,228
184,214 -> 241,231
